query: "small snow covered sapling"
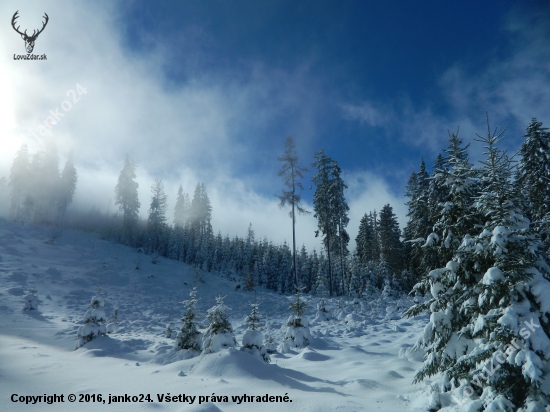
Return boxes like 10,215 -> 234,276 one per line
352,298 -> 360,314
318,298 -> 327,313
174,287 -> 202,353
263,317 -> 278,354
263,332 -> 278,354
279,286 -> 311,352
75,290 -> 107,349
202,295 -> 236,354
23,288 -> 39,311
381,279 -> 394,300
333,297 -> 348,321
106,306 -> 119,334
240,298 -> 270,363
312,297 -> 331,322
165,322 -> 175,339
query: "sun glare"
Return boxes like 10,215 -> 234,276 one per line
0,61 -> 23,166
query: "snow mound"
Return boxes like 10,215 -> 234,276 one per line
296,347 -> 330,361
312,310 -> 331,322
384,370 -> 405,380
344,379 -> 388,391
189,348 -> 272,380
344,313 -> 364,323
242,329 -> 263,348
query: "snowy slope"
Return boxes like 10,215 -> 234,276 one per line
0,219 -> 432,411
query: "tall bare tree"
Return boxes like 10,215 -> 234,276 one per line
278,137 -> 309,288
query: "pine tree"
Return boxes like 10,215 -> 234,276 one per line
202,295 -> 236,353
378,204 -> 403,281
420,154 -> 449,275
430,129 -> 480,266
356,213 -> 373,266
298,245 -> 312,292
403,159 -> 431,281
173,186 -> 190,228
114,156 -> 140,244
58,153 -> 77,232
189,183 -> 212,238
312,150 -> 349,296
33,143 -> 61,223
16,143 -> 61,224
516,118 -> 550,250
146,179 -> 168,255
106,306 -> 119,334
314,252 -> 329,297
356,211 -> 381,265
278,136 -> 310,287
348,254 -> 364,297
23,288 -> 38,311
9,144 -> 30,220
312,149 -> 335,295
407,115 -> 550,411
278,241 -> 293,294
241,296 -> 270,363
75,291 -> 107,349
174,287 -> 202,353
330,160 -> 350,295
279,287 -> 311,352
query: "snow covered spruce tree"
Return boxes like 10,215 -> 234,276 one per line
279,287 -> 311,352
404,159 -> 431,282
58,153 -> 77,233
145,178 -> 168,256
378,203 -> 404,288
421,154 -> 450,274
166,322 -> 175,338
515,118 -> 550,251
240,299 -> 270,363
173,185 -> 190,228
431,129 -> 480,266
312,150 -> 350,296
407,116 -> 550,411
75,291 -> 107,349
114,156 -> 140,246
174,287 -> 202,355
9,144 -> 30,220
202,295 -> 236,354
23,288 -> 38,311
313,297 -> 331,322
106,305 -> 119,334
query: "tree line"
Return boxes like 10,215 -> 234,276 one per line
11,118 -> 547,305
8,142 -> 77,231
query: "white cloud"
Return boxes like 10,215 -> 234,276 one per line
345,170 -> 407,248
1,0 -> 373,252
341,101 -> 391,128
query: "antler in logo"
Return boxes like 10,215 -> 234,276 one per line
11,11 -> 49,54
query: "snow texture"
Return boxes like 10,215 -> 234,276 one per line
0,220 -> 430,412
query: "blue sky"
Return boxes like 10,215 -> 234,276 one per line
1,0 -> 549,248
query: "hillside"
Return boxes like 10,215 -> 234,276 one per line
0,219 -> 431,411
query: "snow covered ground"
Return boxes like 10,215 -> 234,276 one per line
0,219 -> 433,411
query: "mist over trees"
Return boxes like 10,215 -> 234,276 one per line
8,143 -> 77,226
114,155 -> 140,245
5,118 -> 550,304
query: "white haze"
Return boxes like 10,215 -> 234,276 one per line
0,0 -> 406,250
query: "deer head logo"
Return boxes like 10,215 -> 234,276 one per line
11,11 -> 49,54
